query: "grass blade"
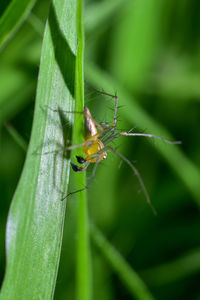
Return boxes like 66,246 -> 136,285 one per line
85,0 -> 124,33
141,247 -> 200,285
4,122 -> 28,152
0,0 -> 37,51
109,0 -> 162,90
91,224 -> 155,300
75,0 -> 92,299
0,67 -> 35,124
0,0 -> 78,298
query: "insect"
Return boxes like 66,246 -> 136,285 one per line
49,90 -> 181,214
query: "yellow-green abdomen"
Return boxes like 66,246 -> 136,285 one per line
84,139 -> 107,163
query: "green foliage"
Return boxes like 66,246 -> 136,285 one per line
91,224 -> 155,300
0,0 -> 37,50
0,0 -> 82,299
1,0 -> 200,299
75,1 -> 92,299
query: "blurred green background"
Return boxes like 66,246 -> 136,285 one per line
1,0 -> 200,299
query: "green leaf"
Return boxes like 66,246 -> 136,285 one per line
0,67 -> 36,124
141,247 -> 200,285
109,0 -> 163,90
0,0 -> 83,298
75,0 -> 92,299
85,0 -> 124,33
91,224 -> 155,300
4,122 -> 28,152
0,0 -> 37,51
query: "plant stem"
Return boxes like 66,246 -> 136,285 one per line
75,0 -> 92,299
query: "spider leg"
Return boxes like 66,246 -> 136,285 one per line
38,144 -> 85,156
44,105 -> 84,114
98,90 -> 119,130
52,146 -> 68,194
62,159 -> 100,200
104,131 -> 181,145
66,140 -> 93,150
66,142 -> 86,150
94,120 -> 104,134
33,141 -> 65,156
107,145 -> 157,215
87,88 -> 119,131
42,149 -> 65,155
112,92 -> 118,130
118,132 -> 182,144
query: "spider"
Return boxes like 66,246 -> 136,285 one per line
47,90 -> 181,214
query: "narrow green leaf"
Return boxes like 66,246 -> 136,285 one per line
0,0 -> 37,51
91,224 -> 155,300
109,0 -> 162,90
0,67 -> 35,124
141,247 -> 200,285
85,0 -> 124,33
155,69 -> 200,101
0,0 -> 78,298
4,122 -> 28,152
75,0 -> 92,299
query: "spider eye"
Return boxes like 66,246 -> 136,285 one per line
71,162 -> 83,172
100,122 -> 109,128
76,156 -> 86,164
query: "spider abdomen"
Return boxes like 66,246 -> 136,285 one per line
83,139 -> 107,163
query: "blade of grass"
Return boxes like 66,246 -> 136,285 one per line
0,0 -> 78,298
28,12 -> 44,36
75,0 -> 92,299
109,0 -> 162,91
0,67 -> 36,124
141,247 -> 200,285
4,122 -> 28,152
0,0 -> 37,51
85,0 -> 125,33
154,69 -> 200,101
85,62 -> 200,205
91,224 -> 155,300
